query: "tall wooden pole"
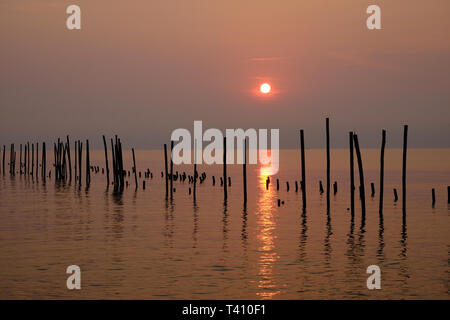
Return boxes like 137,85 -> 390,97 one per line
243,138 -> 247,204
66,136 -> 72,182
42,142 -> 46,182
132,148 -> 138,189
164,144 -> 168,198
193,139 -> 197,202
103,135 -> 110,186
2,145 -> 5,175
78,141 -> 82,187
86,140 -> 90,186
402,125 -> 408,220
349,132 -> 355,219
353,134 -> 366,220
379,130 -> 386,217
170,141 -> 174,199
111,139 -> 116,188
31,143 -> 34,177
19,144 -> 22,175
326,118 -> 330,212
223,136 -> 228,201
300,130 -> 306,209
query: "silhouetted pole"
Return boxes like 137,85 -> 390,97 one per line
74,141 -> 77,181
78,141 -> 82,187
24,144 -> 27,176
118,139 -> 124,190
66,136 -> 72,182
353,134 -> 366,219
42,142 -> 46,182
393,188 -> 398,202
2,145 -> 4,175
170,141 -> 174,199
86,140 -> 90,187
132,148 -> 138,189
102,135 -> 110,186
35,143 -> 39,180
326,117 -> 330,212
19,144 -> 22,175
447,186 -> 449,204
27,142 -> 30,176
431,188 -> 436,207
31,143 -> 34,177
164,144 -> 168,198
349,132 -> 354,218
193,139 -> 197,201
402,125 -> 408,219
111,139 -> 116,188
379,129 -> 386,217
223,136 -> 227,200
243,138 -> 247,204
300,130 -> 306,209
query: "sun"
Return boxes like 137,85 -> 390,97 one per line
260,83 -> 271,94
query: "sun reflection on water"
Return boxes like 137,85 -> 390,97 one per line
256,163 -> 280,299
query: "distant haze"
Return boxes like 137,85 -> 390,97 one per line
1,0 -> 449,149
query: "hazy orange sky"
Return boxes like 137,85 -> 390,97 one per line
1,0 -> 449,148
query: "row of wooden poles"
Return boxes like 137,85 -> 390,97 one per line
1,142 -> 47,182
1,121 -> 449,212
158,118 -> 449,218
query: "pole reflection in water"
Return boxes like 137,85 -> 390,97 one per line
222,201 -> 229,252
256,164 -> 280,299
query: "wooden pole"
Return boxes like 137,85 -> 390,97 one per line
447,186 -> 449,204
193,139 -> 197,201
24,144 -> 27,176
431,188 -> 436,207
170,141 -> 174,199
27,142 -> 30,175
74,141 -> 77,181
66,136 -> 72,182
2,145 -> 5,175
393,188 -> 398,202
243,138 -> 247,204
132,148 -> 138,189
9,144 -> 13,175
353,134 -> 366,220
111,139 -> 117,188
349,132 -> 355,219
118,139 -> 124,190
19,144 -> 22,175
223,136 -> 227,200
326,117 -> 330,212
31,144 -> 34,177
78,141 -> 82,187
370,183 -> 375,197
42,142 -> 46,181
35,143 -> 39,179
402,125 -> 408,219
379,129 -> 386,217
86,140 -> 90,186
164,144 -> 168,198
102,135 -> 110,186
300,130 -> 306,209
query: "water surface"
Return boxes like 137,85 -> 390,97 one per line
0,148 -> 448,299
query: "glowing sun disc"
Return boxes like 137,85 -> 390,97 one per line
260,83 -> 271,94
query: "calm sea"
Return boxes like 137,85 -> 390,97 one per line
0,148 -> 448,299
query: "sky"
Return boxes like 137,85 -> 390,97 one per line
1,0 -> 449,149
